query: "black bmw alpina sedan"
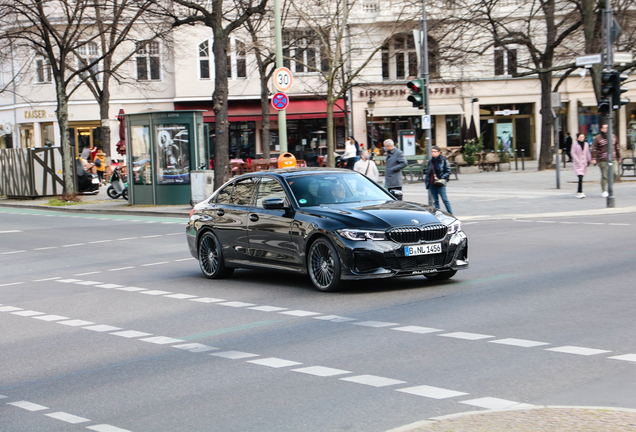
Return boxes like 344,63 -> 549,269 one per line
186,168 -> 468,291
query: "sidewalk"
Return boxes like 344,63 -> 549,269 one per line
1,161 -> 634,220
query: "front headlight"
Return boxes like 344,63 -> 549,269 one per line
337,229 -> 386,241
435,211 -> 462,235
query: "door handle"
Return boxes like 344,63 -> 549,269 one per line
250,214 -> 259,222
216,209 -> 225,216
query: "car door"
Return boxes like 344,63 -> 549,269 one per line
247,177 -> 300,269
211,178 -> 257,263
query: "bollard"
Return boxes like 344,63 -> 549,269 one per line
514,149 -> 518,170
521,149 -> 525,170
563,149 -> 566,168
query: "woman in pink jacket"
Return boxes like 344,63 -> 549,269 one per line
571,133 -> 592,198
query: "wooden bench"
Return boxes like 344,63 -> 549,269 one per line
621,157 -> 636,176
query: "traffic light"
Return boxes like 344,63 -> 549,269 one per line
407,79 -> 424,109
612,72 -> 630,109
601,71 -> 616,101
598,98 -> 610,116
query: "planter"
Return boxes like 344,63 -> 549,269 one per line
459,165 -> 480,174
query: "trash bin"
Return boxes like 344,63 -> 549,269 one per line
190,170 -> 215,206
278,152 -> 297,168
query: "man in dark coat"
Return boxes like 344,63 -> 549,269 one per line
383,139 -> 407,199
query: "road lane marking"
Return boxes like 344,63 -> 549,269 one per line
96,284 -> 124,289
116,237 -> 138,241
8,400 -> 48,411
341,375 -> 406,387
0,230 -> 22,233
178,321 -> 283,340
164,294 -> 197,300
279,310 -> 321,317
459,397 -> 534,410
12,310 -> 45,317
56,279 -> 83,283
313,315 -> 357,322
110,330 -> 153,338
34,247 -> 58,250
249,306 -> 288,312
439,332 -> 494,340
210,351 -> 259,359
87,425 -> 133,432
609,354 -> 636,362
247,358 -> 303,368
141,235 -> 162,238
292,366 -> 351,377
396,385 -> 468,399
74,281 -> 102,286
174,257 -> 196,261
83,325 -> 122,332
61,243 -> 85,247
89,240 -> 113,244
117,287 -> 147,292
140,336 -> 183,345
489,338 -> 550,348
73,272 -> 102,276
392,326 -> 443,334
33,315 -> 68,321
108,267 -> 135,272
0,306 -> 24,312
546,346 -> 611,356
140,290 -> 171,295
45,411 -> 90,424
173,343 -> 218,353
219,301 -> 256,307
33,277 -> 61,281
141,262 -> 169,267
190,297 -> 226,303
352,321 -> 399,328
0,282 -> 25,287
58,320 -> 95,327
1,250 -> 26,254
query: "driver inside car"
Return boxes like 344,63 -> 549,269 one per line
331,183 -> 347,203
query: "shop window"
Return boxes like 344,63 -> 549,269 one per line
494,45 -> 517,76
136,41 -> 161,81
199,40 -> 210,80
77,41 -> 99,78
283,30 -> 324,74
35,57 -> 52,84
381,34 -> 438,80
446,115 -> 461,147
227,37 -> 247,79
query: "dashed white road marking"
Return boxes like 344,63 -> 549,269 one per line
341,375 -> 406,388
174,257 -> 196,261
392,326 -> 443,334
83,325 -> 122,332
0,282 -> 25,287
535,221 -> 556,223
141,336 -> 183,345
459,397 -> 533,410
173,343 -> 218,353
87,425 -> 133,432
249,306 -> 288,312
116,237 -> 138,241
12,310 -> 45,317
8,400 -> 48,411
396,385 -> 468,399
110,330 -> 152,338
546,346 -> 612,356
584,222 -> 605,225
89,240 -> 113,244
279,310 -> 321,317
62,243 -> 85,248
292,366 -> 351,377
33,277 -> 61,281
58,319 -> 95,327
45,411 -> 90,424
141,262 -> 169,267
33,315 -> 69,321
439,332 -> 494,340
141,235 -> 162,238
0,230 -> 22,233
211,351 -> 259,359
247,357 -> 303,368
489,338 -> 550,348
75,281 -> 102,286
0,306 -> 24,312
56,279 -> 82,283
313,315 -> 356,322
108,267 -> 135,272
1,250 -> 26,254
609,223 -> 630,226
219,301 -> 256,308
73,272 -> 102,276
191,297 -> 225,303
34,247 -> 58,250
352,321 -> 399,328
609,354 -> 636,362
117,287 -> 146,292
164,294 -> 197,300
166,233 -> 182,235
96,284 -> 124,289
139,290 -> 171,296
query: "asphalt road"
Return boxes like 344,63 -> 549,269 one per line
1,207 -> 636,432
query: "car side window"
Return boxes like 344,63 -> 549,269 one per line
216,183 -> 233,204
256,178 -> 287,208
230,178 -> 257,206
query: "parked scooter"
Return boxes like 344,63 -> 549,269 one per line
106,166 -> 128,200
76,158 -> 100,195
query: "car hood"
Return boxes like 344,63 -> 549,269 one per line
301,200 -> 444,229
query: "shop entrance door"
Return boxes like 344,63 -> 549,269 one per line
514,118 -> 532,157
496,120 -> 513,154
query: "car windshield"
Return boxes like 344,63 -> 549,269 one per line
286,172 -> 393,207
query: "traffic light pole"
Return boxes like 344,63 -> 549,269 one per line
420,0 -> 433,205
604,0 -> 615,207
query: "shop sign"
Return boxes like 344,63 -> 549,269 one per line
495,110 -> 519,116
25,109 -> 48,119
360,87 -> 457,99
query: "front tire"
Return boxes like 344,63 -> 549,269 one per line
198,231 -> 234,279
308,237 -> 342,292
424,269 -> 457,281
106,186 -> 118,199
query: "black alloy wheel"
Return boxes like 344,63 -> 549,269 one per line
424,269 -> 457,280
308,237 -> 341,292
198,231 -> 234,279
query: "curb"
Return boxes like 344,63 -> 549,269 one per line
0,202 -> 190,219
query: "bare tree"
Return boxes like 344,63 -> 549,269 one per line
160,0 -> 268,189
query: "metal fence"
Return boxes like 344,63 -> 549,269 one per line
0,147 -> 67,198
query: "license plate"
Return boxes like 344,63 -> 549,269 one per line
92,178 -> 100,184
404,243 -> 442,256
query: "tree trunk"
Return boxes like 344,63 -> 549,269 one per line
99,87 -> 111,159
538,72 -> 554,171
212,27 -> 230,189
56,82 -> 75,199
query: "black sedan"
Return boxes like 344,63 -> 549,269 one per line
186,168 -> 468,291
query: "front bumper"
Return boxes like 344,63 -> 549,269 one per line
332,231 -> 469,280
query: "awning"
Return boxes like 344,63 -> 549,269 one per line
579,99 -> 598,107
175,99 -> 346,122
369,104 -> 464,117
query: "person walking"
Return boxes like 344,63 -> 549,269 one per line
571,133 -> 591,198
353,150 -> 380,182
591,124 -> 621,197
563,132 -> 573,163
425,145 -> 453,214
383,139 -> 408,199
342,137 -> 357,169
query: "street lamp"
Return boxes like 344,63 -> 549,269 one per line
367,96 -> 375,150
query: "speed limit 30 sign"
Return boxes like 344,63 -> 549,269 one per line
274,67 -> 293,92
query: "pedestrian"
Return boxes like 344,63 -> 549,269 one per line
342,137 -> 357,169
425,145 -> 453,214
563,132 -> 572,163
591,124 -> 621,197
383,139 -> 408,199
571,133 -> 591,198
353,150 -> 380,182
94,149 -> 106,185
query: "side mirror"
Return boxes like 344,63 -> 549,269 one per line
390,190 -> 403,199
262,198 -> 286,210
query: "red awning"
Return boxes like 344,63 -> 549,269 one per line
175,99 -> 346,122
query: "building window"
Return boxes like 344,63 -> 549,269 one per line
283,30 -> 325,74
381,34 -> 437,81
227,37 -> 247,79
494,45 -> 517,76
35,57 -> 52,84
77,41 -> 99,78
136,41 -> 161,81
199,40 -> 210,79
446,115 -> 461,147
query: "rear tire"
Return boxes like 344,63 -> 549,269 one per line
198,231 -> 234,279
424,269 -> 457,281
307,237 -> 342,292
122,188 -> 128,201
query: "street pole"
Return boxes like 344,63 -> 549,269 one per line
604,0 -> 615,208
553,109 -> 561,189
344,0 -> 354,138
274,0 -> 287,152
421,0 -> 433,205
